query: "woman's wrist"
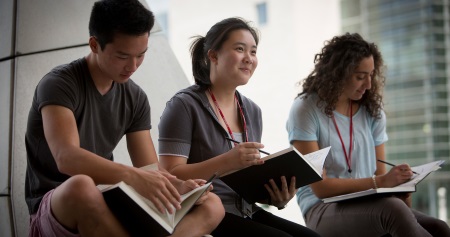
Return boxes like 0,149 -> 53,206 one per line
268,197 -> 287,210
371,175 -> 378,189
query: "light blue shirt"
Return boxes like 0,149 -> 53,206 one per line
286,94 -> 388,216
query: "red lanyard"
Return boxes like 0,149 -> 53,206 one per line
331,100 -> 353,173
208,89 -> 248,142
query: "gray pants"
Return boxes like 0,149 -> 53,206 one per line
305,196 -> 450,237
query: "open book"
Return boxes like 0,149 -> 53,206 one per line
322,160 -> 445,203
220,146 -> 330,204
98,164 -> 212,236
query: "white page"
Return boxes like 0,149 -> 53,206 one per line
302,146 -> 331,175
397,160 -> 444,187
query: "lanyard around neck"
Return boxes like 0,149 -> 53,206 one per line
332,100 -> 353,173
207,88 -> 248,142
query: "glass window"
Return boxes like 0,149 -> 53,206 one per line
256,2 -> 268,26
341,0 -> 360,18
155,12 -> 169,38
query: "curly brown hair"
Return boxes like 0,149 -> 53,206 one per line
298,33 -> 385,118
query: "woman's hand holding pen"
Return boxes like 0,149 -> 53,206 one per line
377,163 -> 414,188
225,142 -> 265,170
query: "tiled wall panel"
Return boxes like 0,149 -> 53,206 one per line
0,197 -> 13,237
0,60 -> 12,195
15,0 -> 160,55
15,0 -> 93,54
0,0 -> 14,59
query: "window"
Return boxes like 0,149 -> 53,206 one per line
256,2 -> 268,26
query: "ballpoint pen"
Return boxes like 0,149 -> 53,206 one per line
206,172 -> 218,183
225,137 -> 271,155
377,159 -> 419,175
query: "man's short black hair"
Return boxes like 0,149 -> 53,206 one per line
89,0 -> 155,50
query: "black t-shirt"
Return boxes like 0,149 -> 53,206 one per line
25,57 -> 151,214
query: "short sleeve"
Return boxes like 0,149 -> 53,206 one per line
35,68 -> 78,113
371,110 -> 388,146
158,95 -> 193,158
286,96 -> 319,143
126,87 -> 151,133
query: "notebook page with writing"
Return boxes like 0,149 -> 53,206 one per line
396,160 -> 444,188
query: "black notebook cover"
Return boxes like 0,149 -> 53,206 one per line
103,187 -> 169,237
220,147 -> 324,204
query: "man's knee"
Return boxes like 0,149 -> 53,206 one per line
53,175 -> 104,209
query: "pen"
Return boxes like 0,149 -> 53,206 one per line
206,172 -> 218,183
225,137 -> 271,155
377,159 -> 419,175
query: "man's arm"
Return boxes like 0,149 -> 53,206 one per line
42,105 -> 133,184
126,130 -> 208,197
42,104 -> 182,213
125,129 -> 158,168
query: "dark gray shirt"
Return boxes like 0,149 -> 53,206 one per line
25,58 -> 151,214
158,85 -> 263,217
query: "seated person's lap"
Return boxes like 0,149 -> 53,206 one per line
29,189 -> 80,237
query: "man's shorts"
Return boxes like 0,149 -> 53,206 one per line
29,189 -> 80,237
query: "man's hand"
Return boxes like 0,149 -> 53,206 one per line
130,169 -> 181,215
163,173 -> 212,205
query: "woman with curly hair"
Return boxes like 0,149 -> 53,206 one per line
286,33 -> 450,237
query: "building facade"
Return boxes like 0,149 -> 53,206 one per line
341,0 -> 450,221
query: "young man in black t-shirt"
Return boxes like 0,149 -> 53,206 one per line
25,1 -> 224,236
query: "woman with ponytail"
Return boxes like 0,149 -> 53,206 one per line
158,17 -> 320,237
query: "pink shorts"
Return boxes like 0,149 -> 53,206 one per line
29,189 -> 80,237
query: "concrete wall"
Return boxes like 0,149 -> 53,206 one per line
1,0 -> 189,236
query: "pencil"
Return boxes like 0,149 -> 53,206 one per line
225,137 -> 271,155
377,159 -> 419,174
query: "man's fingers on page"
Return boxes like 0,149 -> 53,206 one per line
161,187 -> 182,210
184,179 -> 200,190
151,194 -> 173,214
164,179 -> 182,202
193,179 -> 207,185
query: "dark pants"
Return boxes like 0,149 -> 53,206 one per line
305,196 -> 450,237
381,209 -> 450,237
212,210 -> 320,237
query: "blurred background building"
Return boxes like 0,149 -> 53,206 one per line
340,0 -> 450,220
